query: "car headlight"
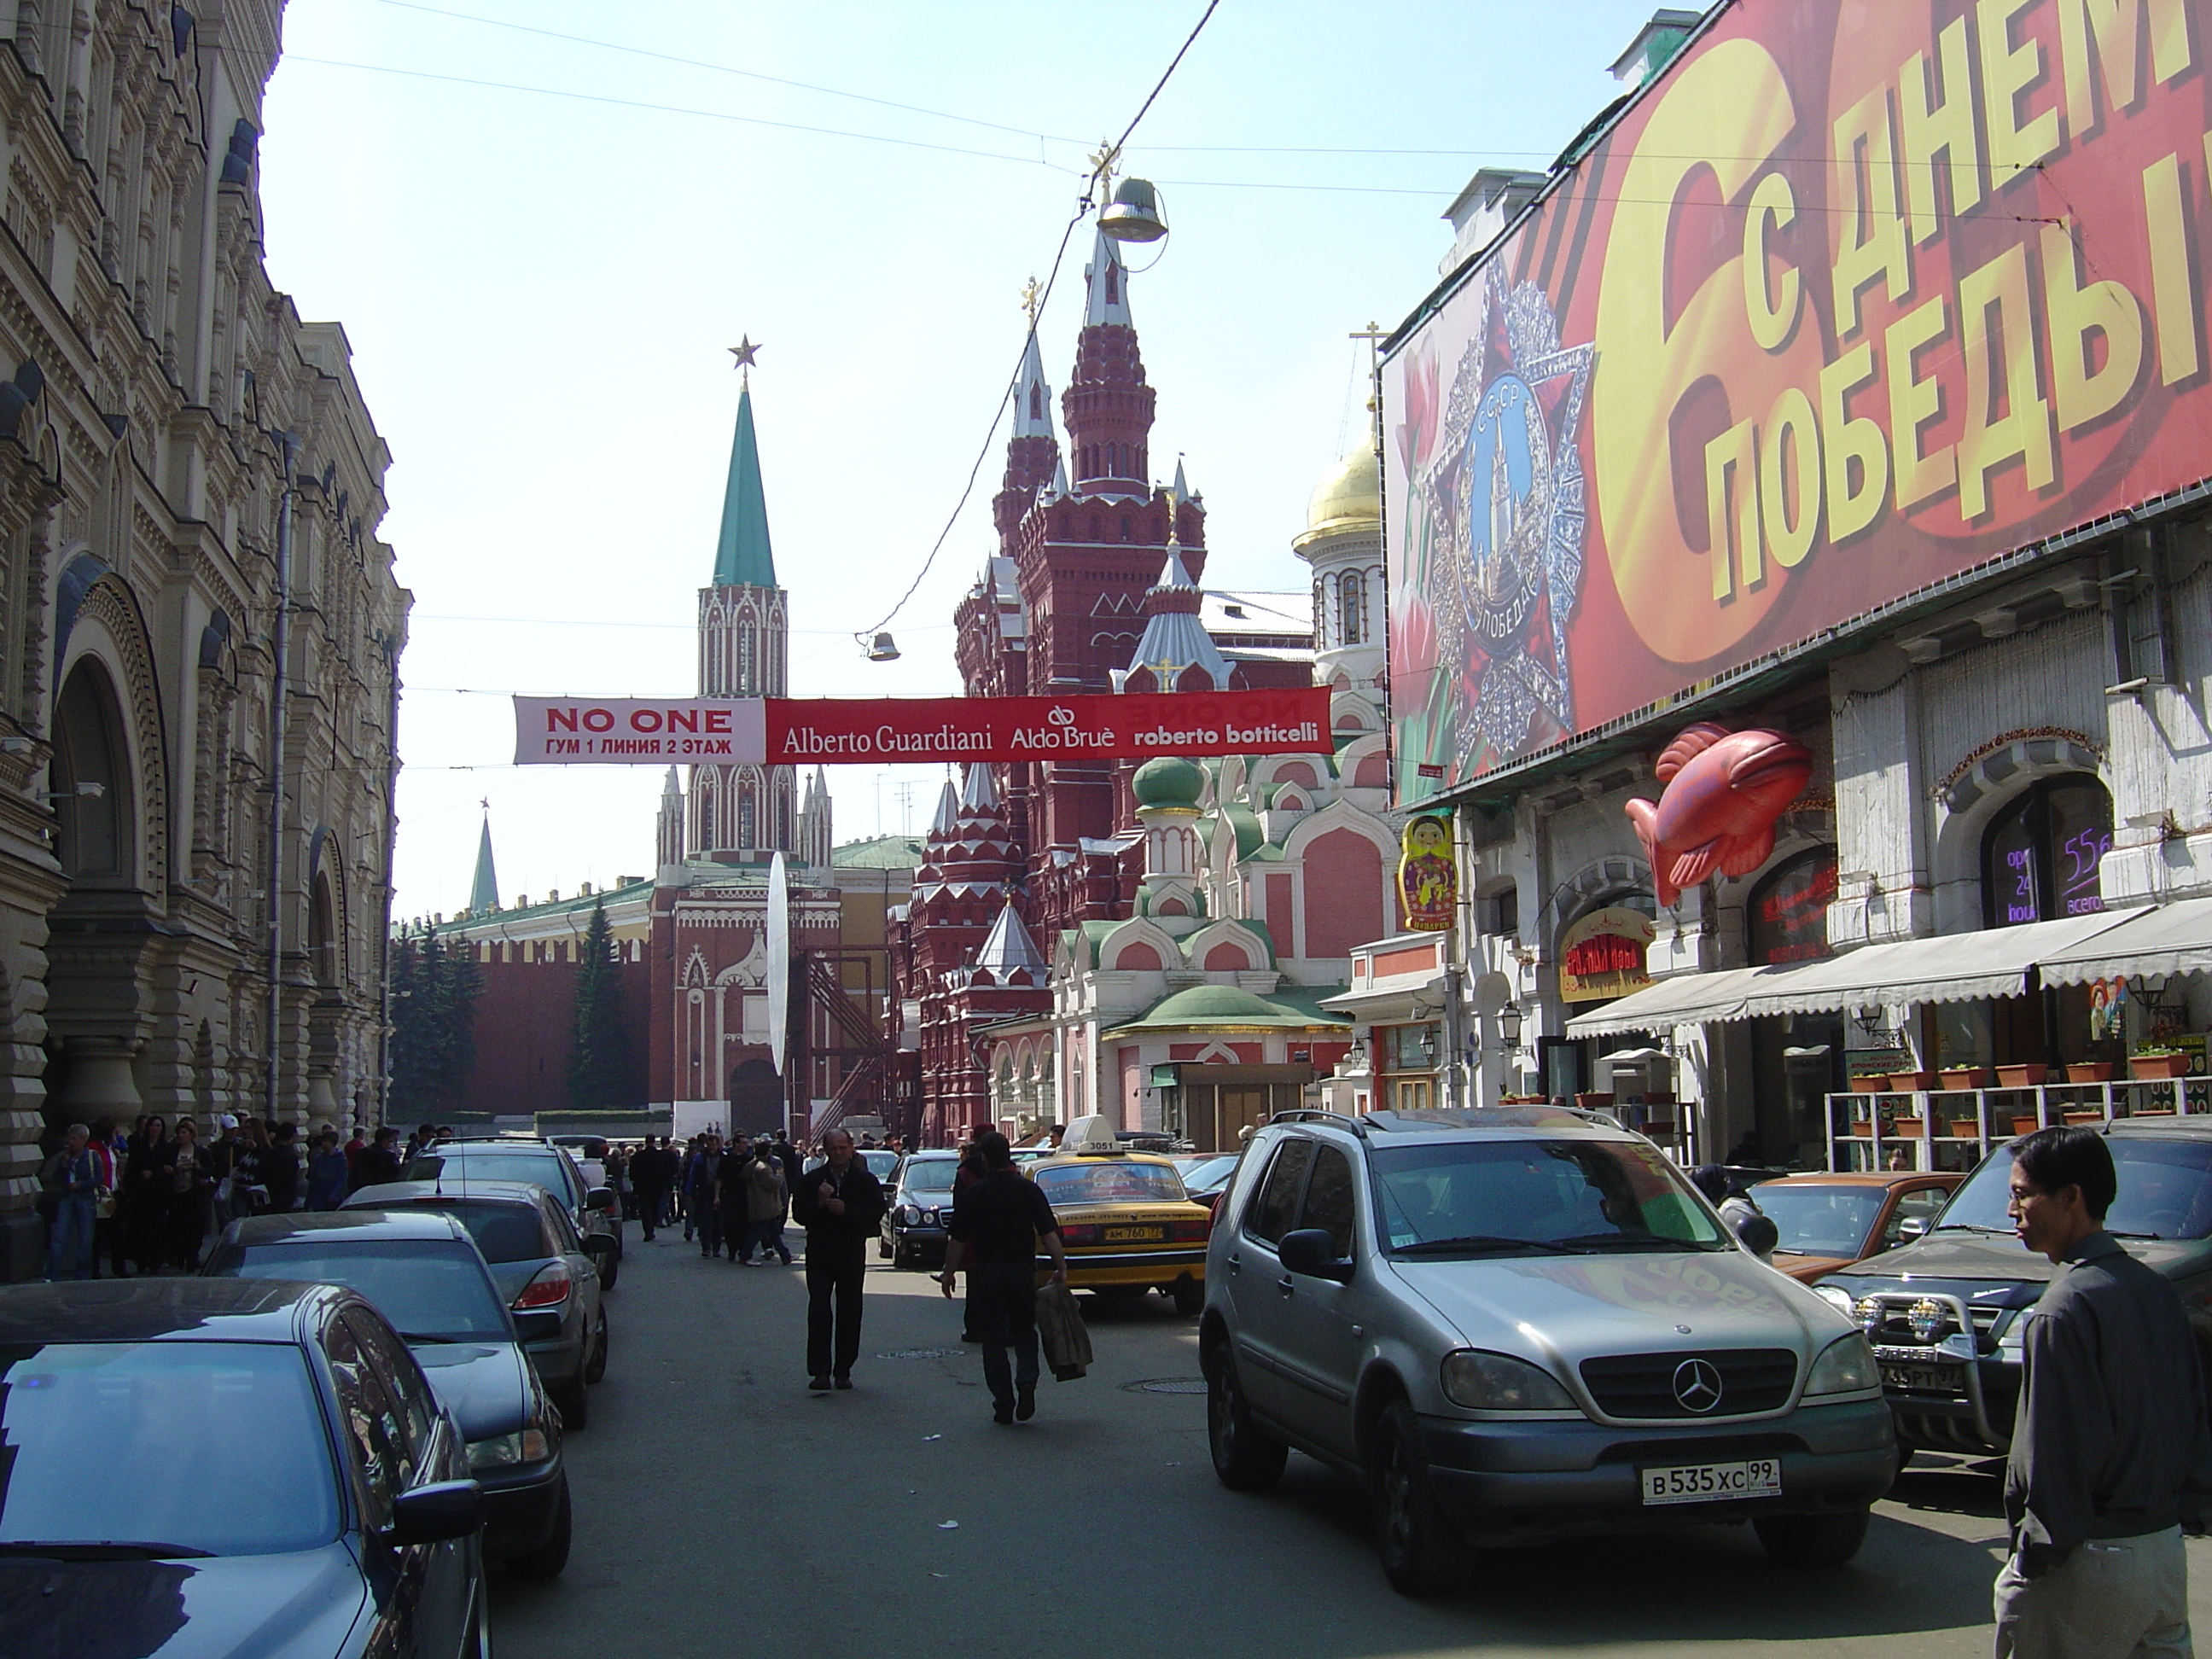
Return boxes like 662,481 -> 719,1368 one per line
899,1204 -> 922,1225
1813,1284 -> 1855,1318
468,1428 -> 552,1470
1439,1348 -> 1575,1412
1804,1333 -> 1880,1397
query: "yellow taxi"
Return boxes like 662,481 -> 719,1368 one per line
1026,1116 -> 1214,1313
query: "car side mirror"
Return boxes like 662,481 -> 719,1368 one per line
586,1187 -> 617,1213
1732,1214 -> 1779,1256
1278,1227 -> 1354,1283
1896,1214 -> 1930,1243
380,1479 -> 483,1547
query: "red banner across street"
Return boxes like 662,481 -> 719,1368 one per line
513,687 -> 1335,765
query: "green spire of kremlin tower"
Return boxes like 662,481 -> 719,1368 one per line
469,810 -> 498,914
713,378 -> 777,589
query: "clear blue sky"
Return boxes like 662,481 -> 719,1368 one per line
255,0 -> 1671,922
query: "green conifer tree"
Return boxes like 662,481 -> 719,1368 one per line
568,898 -> 632,1108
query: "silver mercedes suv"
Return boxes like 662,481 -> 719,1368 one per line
1200,1107 -> 1895,1594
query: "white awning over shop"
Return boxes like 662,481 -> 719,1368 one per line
1563,907 -> 2155,1036
1731,906 -> 2150,1019
1563,966 -> 1768,1038
2036,896 -> 2212,987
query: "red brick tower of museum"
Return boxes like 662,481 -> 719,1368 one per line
954,228 -> 1208,937
908,765 -> 1040,1137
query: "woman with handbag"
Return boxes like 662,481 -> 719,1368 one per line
123,1115 -> 175,1275
167,1117 -> 212,1271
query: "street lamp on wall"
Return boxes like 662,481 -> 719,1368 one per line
1498,1003 -> 1525,1051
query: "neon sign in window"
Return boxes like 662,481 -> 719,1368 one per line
1982,777 -> 2110,928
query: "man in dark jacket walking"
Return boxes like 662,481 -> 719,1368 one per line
632,1135 -> 672,1241
940,1130 -> 1067,1424
1995,1126 -> 2212,1658
791,1128 -> 885,1391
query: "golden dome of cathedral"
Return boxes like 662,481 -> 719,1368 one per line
1304,443 -> 1381,534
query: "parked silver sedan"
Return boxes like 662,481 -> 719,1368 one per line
345,1179 -> 608,1429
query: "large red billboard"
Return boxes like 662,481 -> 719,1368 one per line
1385,0 -> 2212,803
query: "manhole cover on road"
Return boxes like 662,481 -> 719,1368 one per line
877,1348 -> 964,1360
1122,1377 -> 1208,1395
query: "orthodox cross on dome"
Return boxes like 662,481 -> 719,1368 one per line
728,336 -> 763,375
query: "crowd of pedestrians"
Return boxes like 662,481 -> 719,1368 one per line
35,1116 -> 452,1280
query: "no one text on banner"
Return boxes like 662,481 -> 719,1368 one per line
512,687 -> 1334,765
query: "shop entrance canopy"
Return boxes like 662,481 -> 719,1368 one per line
1565,907 -> 2152,1038
2036,897 -> 2212,987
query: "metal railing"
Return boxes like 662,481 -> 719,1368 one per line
1825,1074 -> 2210,1171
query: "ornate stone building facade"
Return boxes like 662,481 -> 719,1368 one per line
0,3 -> 409,1275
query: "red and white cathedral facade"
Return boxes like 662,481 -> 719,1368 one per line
894,230 -> 1403,1148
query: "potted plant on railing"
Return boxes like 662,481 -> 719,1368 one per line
2130,1046 -> 2192,1080
1849,1066 -> 1891,1094
1995,1062 -> 2050,1087
1885,1106 -> 1928,1138
2066,1060 -> 2118,1084
1938,1066 -> 1994,1091
1888,1068 -> 1936,1092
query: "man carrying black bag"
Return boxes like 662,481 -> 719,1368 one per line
940,1130 -> 1068,1425
792,1129 -> 886,1393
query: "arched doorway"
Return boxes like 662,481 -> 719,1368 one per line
728,1056 -> 782,1138
44,657 -> 146,1127
1942,772 -> 2116,1075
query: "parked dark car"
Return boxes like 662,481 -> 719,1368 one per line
205,1210 -> 571,1579
344,1178 -> 610,1428
1818,1118 -> 2212,1455
1173,1152 -> 1242,1214
0,1277 -> 488,1657
879,1153 -> 962,1266
1749,1171 -> 1965,1283
406,1135 -> 622,1290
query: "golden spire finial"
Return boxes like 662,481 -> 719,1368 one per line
1019,276 -> 1041,327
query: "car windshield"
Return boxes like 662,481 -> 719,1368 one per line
405,1151 -> 568,1197
1372,1138 -> 1728,1255
1936,1136 -> 2212,1239
1750,1183 -> 1889,1258
862,1151 -> 899,1180
1033,1161 -> 1188,1205
902,1160 -> 959,1199
221,1240 -> 512,1342
0,1341 -> 340,1556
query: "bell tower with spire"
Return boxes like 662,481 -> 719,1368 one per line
690,341 -> 799,861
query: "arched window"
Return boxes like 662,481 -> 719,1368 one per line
1340,571 -> 1366,645
737,626 -> 756,693
1982,774 -> 2112,928
738,785 -> 757,849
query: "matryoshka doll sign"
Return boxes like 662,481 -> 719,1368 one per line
1399,815 -> 1457,933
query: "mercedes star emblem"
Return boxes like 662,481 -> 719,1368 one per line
1672,1357 -> 1724,1414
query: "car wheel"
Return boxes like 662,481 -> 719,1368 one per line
504,1477 -> 572,1581
1171,1278 -> 1205,1316
1754,1508 -> 1871,1568
1370,1397 -> 1470,1597
583,1307 -> 608,1385
1205,1344 -> 1287,1492
878,1231 -> 893,1260
551,1371 -> 590,1431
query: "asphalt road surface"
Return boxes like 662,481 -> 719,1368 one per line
490,1231 -> 2212,1658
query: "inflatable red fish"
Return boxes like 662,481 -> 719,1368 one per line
1623,723 -> 1813,907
